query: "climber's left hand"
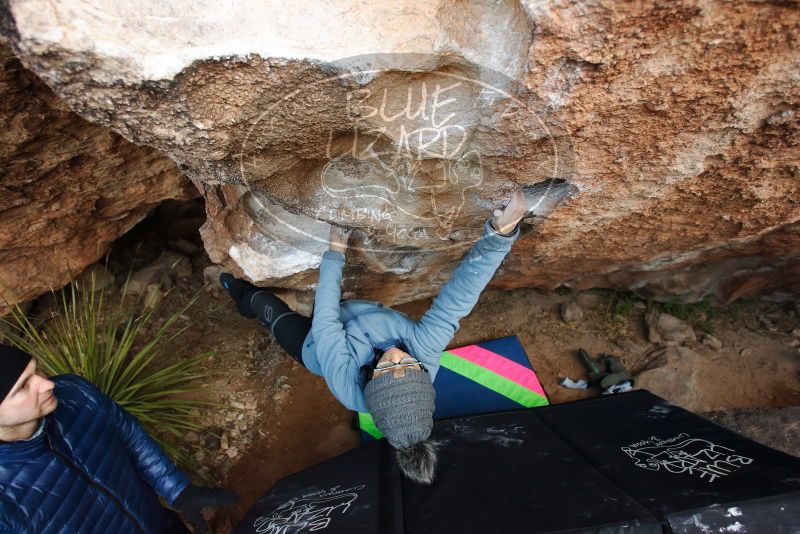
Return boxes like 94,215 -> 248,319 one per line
329,224 -> 353,253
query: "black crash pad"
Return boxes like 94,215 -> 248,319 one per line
234,391 -> 800,533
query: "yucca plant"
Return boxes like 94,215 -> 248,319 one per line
1,270 -> 217,472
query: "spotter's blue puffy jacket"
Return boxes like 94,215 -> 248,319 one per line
0,374 -> 190,533
302,217 -> 520,412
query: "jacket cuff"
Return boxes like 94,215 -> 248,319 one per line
322,250 -> 345,263
166,477 -> 191,506
482,218 -> 520,248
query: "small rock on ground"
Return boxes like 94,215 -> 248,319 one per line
646,311 -> 697,346
560,301 -> 585,325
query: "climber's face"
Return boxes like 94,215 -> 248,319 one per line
372,347 -> 424,379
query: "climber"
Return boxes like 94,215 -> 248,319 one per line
220,190 -> 529,485
0,343 -> 239,533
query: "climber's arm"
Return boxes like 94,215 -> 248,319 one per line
410,219 -> 519,363
309,225 -> 364,410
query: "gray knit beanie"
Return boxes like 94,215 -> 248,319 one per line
364,368 -> 435,449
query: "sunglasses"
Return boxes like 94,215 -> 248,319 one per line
374,357 -> 425,371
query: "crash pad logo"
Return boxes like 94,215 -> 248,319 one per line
621,433 -> 754,483
252,484 -> 366,533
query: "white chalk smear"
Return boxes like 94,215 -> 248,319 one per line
719,521 -> 745,533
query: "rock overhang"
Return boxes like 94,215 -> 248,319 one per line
1,0 -> 797,307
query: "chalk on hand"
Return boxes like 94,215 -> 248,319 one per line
493,209 -> 503,218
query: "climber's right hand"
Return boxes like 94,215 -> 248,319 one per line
491,190 -> 527,235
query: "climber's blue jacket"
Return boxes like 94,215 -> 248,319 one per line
0,374 -> 190,533
302,217 -> 520,412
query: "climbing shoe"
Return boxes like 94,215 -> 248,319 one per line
219,272 -> 259,319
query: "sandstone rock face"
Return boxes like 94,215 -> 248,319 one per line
2,1 -> 798,306
0,42 -> 194,314
636,344 -> 800,413
646,311 -> 697,347
636,347 -> 705,411
703,406 -> 800,458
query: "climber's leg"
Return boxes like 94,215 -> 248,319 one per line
219,272 -> 259,318
220,273 -> 310,365
268,312 -> 312,367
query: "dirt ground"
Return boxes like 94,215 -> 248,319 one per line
15,203 -> 800,533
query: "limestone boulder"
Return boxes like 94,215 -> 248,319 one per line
1,1 -> 798,306
0,42 -> 194,314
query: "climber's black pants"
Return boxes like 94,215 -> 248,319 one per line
251,291 -> 311,366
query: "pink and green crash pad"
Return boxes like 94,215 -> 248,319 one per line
358,335 -> 549,441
